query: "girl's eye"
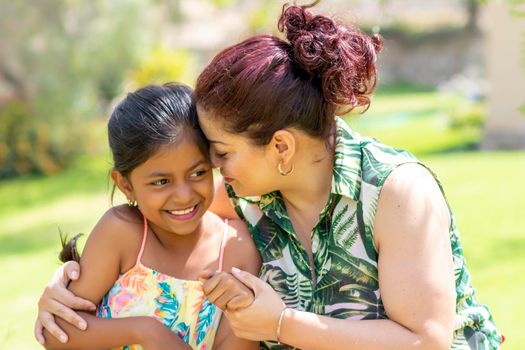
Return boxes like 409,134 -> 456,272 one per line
151,179 -> 169,186
214,152 -> 227,159
190,169 -> 207,178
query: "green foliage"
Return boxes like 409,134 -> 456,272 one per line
248,2 -> 279,33
444,97 -> 486,130
0,99 -> 79,179
129,48 -> 197,89
0,0 -> 155,178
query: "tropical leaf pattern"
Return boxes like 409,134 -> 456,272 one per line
227,117 -> 502,350
97,263 -> 222,349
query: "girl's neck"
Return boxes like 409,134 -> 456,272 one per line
148,218 -> 206,254
142,212 -> 223,280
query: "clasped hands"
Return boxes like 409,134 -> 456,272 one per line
199,267 -> 287,342
198,268 -> 254,312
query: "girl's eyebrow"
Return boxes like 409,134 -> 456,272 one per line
145,159 -> 208,178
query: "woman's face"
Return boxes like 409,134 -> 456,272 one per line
197,107 -> 279,197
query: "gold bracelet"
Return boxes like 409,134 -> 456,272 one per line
276,307 -> 288,345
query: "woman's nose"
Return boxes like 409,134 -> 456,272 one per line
210,157 -> 222,169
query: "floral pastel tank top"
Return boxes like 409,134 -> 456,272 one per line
97,217 -> 228,350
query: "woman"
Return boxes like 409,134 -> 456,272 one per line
36,2 -> 501,349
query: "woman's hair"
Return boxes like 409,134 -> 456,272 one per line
195,1 -> 383,145
59,82 -> 208,263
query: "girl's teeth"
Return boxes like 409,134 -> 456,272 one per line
170,206 -> 195,215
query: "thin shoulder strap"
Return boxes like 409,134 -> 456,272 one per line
135,216 -> 149,266
217,219 -> 229,272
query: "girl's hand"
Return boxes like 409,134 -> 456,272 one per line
223,268 -> 285,341
34,261 -> 97,345
199,270 -> 254,311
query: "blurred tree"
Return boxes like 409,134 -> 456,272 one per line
464,0 -> 480,30
0,0 -> 155,179
129,48 -> 197,88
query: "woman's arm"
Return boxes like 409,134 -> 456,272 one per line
224,164 -> 456,350
35,261 -> 96,345
42,313 -> 184,350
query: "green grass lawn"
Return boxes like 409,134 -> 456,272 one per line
1,86 -> 523,349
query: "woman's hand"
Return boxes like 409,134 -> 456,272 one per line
199,270 -> 254,311
35,261 -> 97,345
222,268 -> 285,341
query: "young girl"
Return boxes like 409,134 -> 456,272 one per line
42,83 -> 261,350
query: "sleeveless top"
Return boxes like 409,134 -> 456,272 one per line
226,117 -> 502,350
97,217 -> 229,350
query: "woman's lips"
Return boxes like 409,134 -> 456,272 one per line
223,176 -> 234,184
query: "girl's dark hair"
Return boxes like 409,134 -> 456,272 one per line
109,82 -> 208,179
59,82 -> 207,262
195,1 -> 383,145
108,82 -> 208,199
59,231 -> 83,263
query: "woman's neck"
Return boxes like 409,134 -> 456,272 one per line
279,138 -> 334,220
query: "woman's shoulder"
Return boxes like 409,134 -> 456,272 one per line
374,163 -> 450,247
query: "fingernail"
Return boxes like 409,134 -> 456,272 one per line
79,321 -> 87,330
90,305 -> 97,311
60,335 -> 67,343
71,271 -> 79,279
231,267 -> 240,274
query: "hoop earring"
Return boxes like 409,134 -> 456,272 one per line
278,163 -> 294,176
127,199 -> 138,207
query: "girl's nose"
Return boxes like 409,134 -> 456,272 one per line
170,182 -> 194,204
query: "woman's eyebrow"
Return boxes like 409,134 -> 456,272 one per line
208,139 -> 229,145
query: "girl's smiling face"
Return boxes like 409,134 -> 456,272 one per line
115,132 -> 214,237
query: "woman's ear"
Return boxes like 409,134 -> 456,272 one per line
271,129 -> 296,164
111,170 -> 135,200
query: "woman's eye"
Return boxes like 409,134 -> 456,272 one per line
214,151 -> 227,158
151,179 -> 169,186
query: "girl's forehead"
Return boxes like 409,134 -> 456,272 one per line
140,140 -> 209,169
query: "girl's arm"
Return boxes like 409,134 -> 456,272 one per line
43,313 -> 183,350
212,313 -> 259,350
224,164 -> 456,349
201,218 -> 262,349
42,207 -> 189,349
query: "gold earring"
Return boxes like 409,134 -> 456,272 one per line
278,163 -> 294,176
127,199 -> 138,207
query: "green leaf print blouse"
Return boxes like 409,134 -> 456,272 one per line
226,117 -> 502,350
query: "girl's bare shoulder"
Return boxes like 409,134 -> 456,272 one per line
88,205 -> 145,269
224,218 -> 261,274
